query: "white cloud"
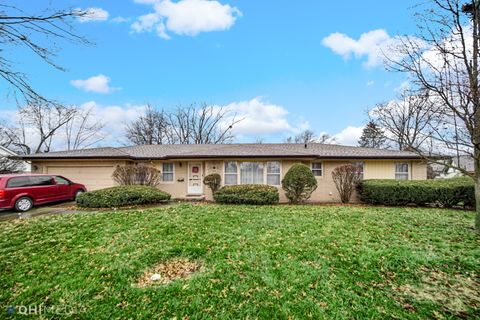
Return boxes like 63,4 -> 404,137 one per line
322,29 -> 402,68
78,101 -> 145,145
70,74 -> 120,94
215,98 -> 307,138
331,126 -> 364,146
366,80 -> 374,87
131,0 -> 242,39
77,7 -> 109,22
111,16 -> 131,23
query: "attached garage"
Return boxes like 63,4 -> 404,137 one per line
45,165 -> 117,191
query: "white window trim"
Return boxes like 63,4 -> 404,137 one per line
223,161 -> 282,186
311,162 -> 323,177
266,161 -> 281,186
223,161 -> 239,186
161,162 -> 175,184
395,162 -> 409,180
352,161 -> 365,180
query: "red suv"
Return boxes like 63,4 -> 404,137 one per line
0,174 -> 86,212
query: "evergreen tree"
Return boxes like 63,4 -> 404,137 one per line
358,121 -> 387,148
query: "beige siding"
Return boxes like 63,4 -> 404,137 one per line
153,161 -> 188,199
32,160 -> 127,191
31,158 -> 428,202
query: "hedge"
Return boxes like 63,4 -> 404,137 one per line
357,177 -> 474,208
76,185 -> 171,208
214,184 -> 279,205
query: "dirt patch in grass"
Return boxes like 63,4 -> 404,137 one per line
136,258 -> 203,288
394,267 -> 480,317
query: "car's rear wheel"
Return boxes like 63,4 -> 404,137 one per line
15,197 -> 33,212
74,190 -> 84,200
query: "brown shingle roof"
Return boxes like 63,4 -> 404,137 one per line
17,143 -> 422,160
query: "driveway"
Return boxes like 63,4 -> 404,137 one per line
0,201 -> 85,222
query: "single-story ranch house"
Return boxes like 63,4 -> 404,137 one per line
19,143 -> 427,203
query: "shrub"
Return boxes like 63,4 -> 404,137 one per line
203,173 -> 221,194
281,163 -> 317,203
332,164 -> 362,203
214,184 -> 279,205
357,177 -> 474,208
112,164 -> 161,187
76,185 -> 171,208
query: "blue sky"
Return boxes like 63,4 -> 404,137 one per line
1,0 -> 421,145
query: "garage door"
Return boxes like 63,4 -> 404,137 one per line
46,166 -> 116,191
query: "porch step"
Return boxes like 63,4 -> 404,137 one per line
183,195 -> 206,201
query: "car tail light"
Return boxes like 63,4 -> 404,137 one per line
0,190 -> 4,199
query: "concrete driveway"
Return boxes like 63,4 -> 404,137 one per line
0,201 -> 84,222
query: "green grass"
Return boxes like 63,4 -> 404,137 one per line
0,204 -> 479,319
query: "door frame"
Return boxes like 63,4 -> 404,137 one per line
187,162 -> 203,195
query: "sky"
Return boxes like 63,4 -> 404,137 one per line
0,0 -> 422,147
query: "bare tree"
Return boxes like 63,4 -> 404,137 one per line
1,102 -> 76,154
332,164 -> 363,203
112,164 -> 162,187
317,133 -> 336,144
64,107 -> 105,151
126,104 -> 241,145
126,105 -> 172,145
0,3 -> 89,103
285,130 -> 336,144
369,89 -> 440,151
384,0 -> 480,229
0,157 -> 24,173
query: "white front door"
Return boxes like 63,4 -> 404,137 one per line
187,162 -> 203,195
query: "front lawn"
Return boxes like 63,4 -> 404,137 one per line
0,204 -> 479,319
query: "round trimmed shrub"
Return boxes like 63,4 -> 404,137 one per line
282,163 -> 318,203
203,173 -> 221,194
214,184 -> 279,205
76,185 -> 171,208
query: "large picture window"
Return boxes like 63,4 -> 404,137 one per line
395,163 -> 409,180
224,161 -> 238,185
223,161 -> 281,186
240,162 -> 264,184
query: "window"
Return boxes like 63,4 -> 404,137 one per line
352,162 -> 364,180
395,163 -> 409,180
266,161 -> 281,185
240,162 -> 264,184
311,162 -> 323,176
55,176 -> 70,185
7,177 -> 32,188
224,161 -> 238,185
30,176 -> 54,186
162,163 -> 174,182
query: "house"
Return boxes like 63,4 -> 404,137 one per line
18,143 -> 427,203
0,146 -> 30,172
430,155 -> 474,179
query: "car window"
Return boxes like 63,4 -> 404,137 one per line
55,176 -> 70,185
30,176 -> 55,186
6,177 -> 32,188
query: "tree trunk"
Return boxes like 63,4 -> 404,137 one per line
476,157 -> 480,231
476,179 -> 480,231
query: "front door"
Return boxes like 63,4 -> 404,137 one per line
188,162 -> 203,195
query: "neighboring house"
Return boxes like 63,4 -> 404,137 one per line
453,155 -> 474,174
19,143 -> 427,203
0,146 -> 31,172
431,155 -> 474,179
